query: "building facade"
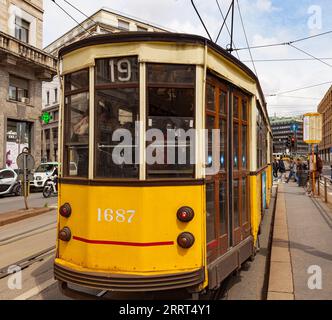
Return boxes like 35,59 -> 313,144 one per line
41,8 -> 168,162
0,0 -> 56,169
270,116 -> 308,156
318,86 -> 332,163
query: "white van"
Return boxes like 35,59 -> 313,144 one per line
30,162 -> 58,189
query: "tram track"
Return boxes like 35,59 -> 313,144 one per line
0,222 -> 57,246
0,245 -> 56,280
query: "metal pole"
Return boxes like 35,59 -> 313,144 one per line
312,144 -> 315,195
23,153 -> 28,210
324,177 -> 327,202
229,0 -> 235,53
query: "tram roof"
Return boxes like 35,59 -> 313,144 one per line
58,32 -> 268,121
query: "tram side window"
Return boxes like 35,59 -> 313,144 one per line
64,70 -> 89,178
206,182 -> 217,243
95,57 -> 139,178
146,64 -> 195,179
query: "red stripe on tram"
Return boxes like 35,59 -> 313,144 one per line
73,236 -> 174,247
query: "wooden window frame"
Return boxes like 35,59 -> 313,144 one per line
146,63 -> 196,180
93,56 -> 140,180
63,69 -> 90,178
205,77 -> 229,261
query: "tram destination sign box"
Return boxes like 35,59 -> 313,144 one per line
303,112 -> 322,144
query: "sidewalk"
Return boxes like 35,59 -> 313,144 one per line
268,181 -> 332,300
0,207 -> 54,227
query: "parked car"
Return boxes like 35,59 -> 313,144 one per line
69,162 -> 78,176
0,168 -> 21,197
30,162 -> 58,189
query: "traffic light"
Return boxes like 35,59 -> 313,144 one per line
286,135 -> 291,148
291,136 -> 295,148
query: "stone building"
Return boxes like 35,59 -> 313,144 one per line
318,86 -> 332,163
0,0 -> 56,169
41,7 -> 168,162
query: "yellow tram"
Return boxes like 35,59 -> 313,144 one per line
54,32 -> 273,297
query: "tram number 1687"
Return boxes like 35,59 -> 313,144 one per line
97,208 -> 136,223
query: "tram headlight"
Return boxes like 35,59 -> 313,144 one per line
177,232 -> 195,249
59,227 -> 71,242
177,206 -> 194,222
59,203 -> 71,218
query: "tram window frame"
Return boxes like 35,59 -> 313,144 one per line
63,69 -> 90,178
94,56 -> 140,179
205,76 -> 229,259
146,63 -> 196,179
232,90 -> 249,245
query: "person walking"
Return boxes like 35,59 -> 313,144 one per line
286,159 -> 298,183
272,157 -> 279,181
278,158 -> 286,182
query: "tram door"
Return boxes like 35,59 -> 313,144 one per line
205,76 -> 251,264
205,77 -> 229,263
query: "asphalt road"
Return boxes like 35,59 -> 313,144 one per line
0,192 -> 57,214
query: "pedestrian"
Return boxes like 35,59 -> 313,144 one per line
272,157 -> 278,181
316,154 -> 323,176
278,158 -> 286,182
286,159 -> 298,183
296,159 -> 303,186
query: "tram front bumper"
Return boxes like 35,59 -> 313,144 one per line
54,261 -> 205,292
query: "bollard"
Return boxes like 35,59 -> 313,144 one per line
324,177 -> 328,203
331,165 -> 332,180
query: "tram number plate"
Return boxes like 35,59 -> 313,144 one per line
97,208 -> 135,223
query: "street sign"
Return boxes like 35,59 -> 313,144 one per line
303,113 -> 322,144
290,123 -> 299,132
17,152 -> 35,171
16,151 -> 35,209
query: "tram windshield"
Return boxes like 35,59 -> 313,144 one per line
62,61 -> 196,180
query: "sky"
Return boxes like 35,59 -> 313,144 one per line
43,0 -> 332,117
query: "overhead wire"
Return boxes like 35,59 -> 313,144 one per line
242,57 -> 332,63
267,81 -> 332,96
62,0 -> 98,26
289,44 -> 332,68
190,0 -> 213,41
235,0 -> 257,76
215,1 -> 233,44
266,95 -> 321,100
50,0 -> 92,36
234,29 -> 332,51
215,0 -> 241,60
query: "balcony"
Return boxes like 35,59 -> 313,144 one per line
0,31 -> 57,81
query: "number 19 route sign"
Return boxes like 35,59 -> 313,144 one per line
303,112 -> 322,144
